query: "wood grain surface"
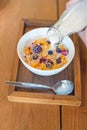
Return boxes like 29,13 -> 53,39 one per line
0,0 -> 60,130
0,0 -> 87,130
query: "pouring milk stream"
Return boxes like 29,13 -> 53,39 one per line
47,0 -> 87,48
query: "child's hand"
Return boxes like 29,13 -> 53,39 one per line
66,0 -> 79,8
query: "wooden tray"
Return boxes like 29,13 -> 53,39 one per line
8,19 -> 82,106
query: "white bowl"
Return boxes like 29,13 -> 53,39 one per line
17,27 -> 75,76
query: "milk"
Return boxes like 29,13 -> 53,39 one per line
47,0 -> 87,46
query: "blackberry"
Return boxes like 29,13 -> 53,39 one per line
56,47 -> 61,53
46,62 -> 52,68
39,57 -> 46,63
33,45 -> 42,53
56,57 -> 61,64
45,60 -> 53,68
33,54 -> 38,60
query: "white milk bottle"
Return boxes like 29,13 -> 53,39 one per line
47,0 -> 87,46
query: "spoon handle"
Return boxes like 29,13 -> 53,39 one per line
6,81 -> 51,89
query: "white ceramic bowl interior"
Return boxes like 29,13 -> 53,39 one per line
17,27 -> 75,76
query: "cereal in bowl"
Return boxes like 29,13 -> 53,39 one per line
23,38 -> 69,70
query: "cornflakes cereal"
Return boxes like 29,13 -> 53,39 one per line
23,38 -> 69,70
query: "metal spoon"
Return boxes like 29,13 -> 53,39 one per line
6,80 -> 74,95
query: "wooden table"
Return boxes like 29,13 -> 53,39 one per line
0,0 -> 87,130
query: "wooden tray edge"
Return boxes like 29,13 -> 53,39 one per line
8,19 -> 82,106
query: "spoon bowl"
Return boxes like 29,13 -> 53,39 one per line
52,80 -> 74,95
6,80 -> 74,95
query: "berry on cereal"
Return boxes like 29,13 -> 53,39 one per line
61,50 -> 69,56
39,57 -> 46,63
46,62 -> 53,68
33,54 -> 38,60
33,45 -> 42,53
56,47 -> 61,53
23,38 -> 68,70
56,57 -> 61,64
48,50 -> 53,55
